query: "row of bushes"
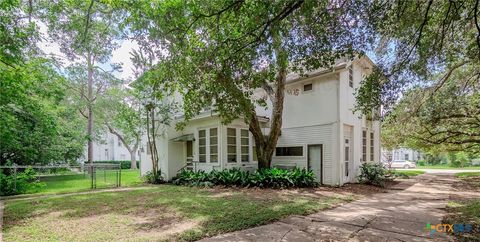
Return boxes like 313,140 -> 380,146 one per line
172,168 -> 318,188
92,160 -> 139,169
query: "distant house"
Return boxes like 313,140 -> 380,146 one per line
140,56 -> 381,186
81,132 -> 141,162
381,148 -> 423,162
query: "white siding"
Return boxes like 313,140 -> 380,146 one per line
272,123 -> 335,185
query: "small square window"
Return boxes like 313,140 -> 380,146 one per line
303,83 -> 313,92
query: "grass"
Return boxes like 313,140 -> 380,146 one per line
445,200 -> 480,240
416,164 -> 480,170
2,185 -> 354,241
393,170 -> 425,178
456,172 -> 480,178
443,172 -> 480,240
25,169 -> 142,195
454,172 -> 480,191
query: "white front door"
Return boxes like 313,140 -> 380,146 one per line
308,145 -> 322,184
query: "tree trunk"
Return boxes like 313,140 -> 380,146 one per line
129,149 -> 137,169
249,28 -> 287,169
106,123 -> 139,170
146,107 -> 159,176
87,52 -> 94,166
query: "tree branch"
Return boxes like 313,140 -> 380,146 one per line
81,0 -> 95,44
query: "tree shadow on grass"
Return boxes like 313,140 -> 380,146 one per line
3,184 -> 352,241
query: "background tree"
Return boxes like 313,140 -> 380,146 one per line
39,0 -> 123,165
125,0 -> 374,168
1,58 -> 86,165
130,46 -> 177,179
96,87 -> 143,169
381,69 -> 480,154
356,0 -> 480,153
1,2 -> 85,165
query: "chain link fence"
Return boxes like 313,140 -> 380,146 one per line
0,163 -> 122,195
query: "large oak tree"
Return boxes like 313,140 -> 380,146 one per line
125,0 -> 374,168
357,0 -> 480,153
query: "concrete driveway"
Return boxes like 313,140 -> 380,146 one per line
399,168 -> 479,174
201,174 -> 462,242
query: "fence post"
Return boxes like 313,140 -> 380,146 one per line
118,164 -> 122,187
13,163 -> 17,192
90,165 -> 94,189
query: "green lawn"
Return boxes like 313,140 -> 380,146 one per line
444,173 -> 480,240
2,185 -> 354,241
26,169 -> 142,195
393,170 -> 425,178
416,164 -> 480,170
455,172 -> 480,178
445,199 -> 480,240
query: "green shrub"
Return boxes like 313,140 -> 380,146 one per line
451,152 -> 470,168
92,160 -> 139,169
172,168 -> 318,188
357,162 -> 393,187
417,160 -> 426,166
142,170 -> 164,184
0,168 -> 44,196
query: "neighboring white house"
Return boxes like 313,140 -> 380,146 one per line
140,56 -> 381,186
381,148 -> 423,162
81,132 -> 142,162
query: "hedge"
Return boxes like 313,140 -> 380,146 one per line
172,168 -> 318,188
91,160 -> 139,169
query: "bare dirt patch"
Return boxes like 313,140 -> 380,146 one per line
5,207 -> 201,241
452,177 -> 480,192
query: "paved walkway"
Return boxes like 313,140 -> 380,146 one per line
201,174 -> 461,242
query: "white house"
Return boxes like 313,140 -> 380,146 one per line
140,56 -> 381,186
381,148 -> 423,162
81,132 -> 142,162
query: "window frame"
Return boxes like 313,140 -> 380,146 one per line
362,130 -> 367,162
348,66 -> 354,88
344,138 -> 350,177
370,131 -> 374,161
227,128 -> 237,163
198,129 -> 207,163
303,83 -> 313,92
209,127 -> 218,163
240,129 -> 250,162
198,127 -> 219,163
275,146 -> 303,157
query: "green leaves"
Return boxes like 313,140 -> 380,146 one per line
1,58 -> 86,165
354,67 -> 384,120
126,0 -> 374,123
172,168 -> 318,188
357,163 -> 393,188
381,65 -> 480,154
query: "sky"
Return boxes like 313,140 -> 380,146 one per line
37,20 -> 139,81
